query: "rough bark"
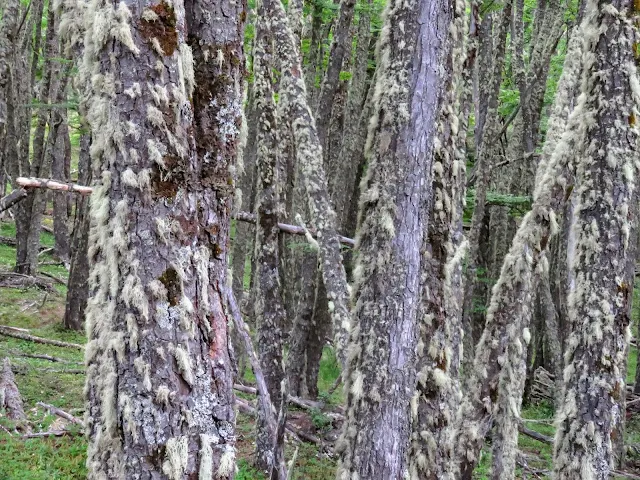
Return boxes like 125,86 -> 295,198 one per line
266,0 -> 351,368
82,0 -> 244,476
313,0 -> 357,146
252,10 -> 287,472
553,1 -> 639,476
64,134 -> 91,331
335,0 -> 453,476
461,0 -> 512,368
15,0 -> 59,276
52,116 -> 72,262
454,19 -> 585,479
408,0 -> 468,477
0,358 -> 26,423
232,83 -> 258,302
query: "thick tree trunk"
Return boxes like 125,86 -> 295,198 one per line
83,0 -> 244,476
553,0 -> 639,476
336,0 -> 452,476
63,135 -> 91,331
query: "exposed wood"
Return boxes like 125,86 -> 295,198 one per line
233,211 -> 355,247
16,177 -> 92,195
22,429 -> 80,438
36,401 -> 84,426
0,325 -> 83,350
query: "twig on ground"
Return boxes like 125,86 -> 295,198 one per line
0,326 -> 83,350
10,352 -> 79,364
38,271 -> 66,286
36,402 -> 84,426
518,423 -> 553,445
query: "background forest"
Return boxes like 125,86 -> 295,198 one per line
0,0 -> 639,477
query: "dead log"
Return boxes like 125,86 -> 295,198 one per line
0,325 -> 83,350
0,272 -> 56,292
36,401 -> 84,426
0,358 -> 28,428
0,188 -> 28,214
518,423 -> 553,445
233,383 -> 331,413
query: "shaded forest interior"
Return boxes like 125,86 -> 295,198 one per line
2,0 -> 640,477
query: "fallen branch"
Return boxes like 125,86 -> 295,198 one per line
0,272 -> 56,292
233,211 -> 355,247
0,189 -> 28,214
226,288 -> 287,477
0,326 -> 83,350
36,402 -> 84,426
518,423 -> 553,445
233,383 -> 329,413
10,352 -> 80,364
235,397 -> 324,445
38,271 -> 66,286
16,177 -> 93,195
22,429 -> 80,438
613,470 -> 640,480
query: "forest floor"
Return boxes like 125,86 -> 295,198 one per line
0,221 -> 639,479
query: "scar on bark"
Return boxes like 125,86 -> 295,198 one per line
139,1 -> 178,56
158,268 -> 181,306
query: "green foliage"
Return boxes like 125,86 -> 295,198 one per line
310,407 -> 332,431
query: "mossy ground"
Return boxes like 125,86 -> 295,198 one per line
0,219 -> 638,479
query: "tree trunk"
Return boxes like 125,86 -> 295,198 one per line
336,0 -> 453,475
83,0 -> 244,476
454,18 -> 585,478
554,0 -> 639,476
252,11 -> 287,472
52,116 -> 71,263
63,134 -> 91,331
267,0 -> 351,368
409,2 -> 468,477
313,0 -> 357,146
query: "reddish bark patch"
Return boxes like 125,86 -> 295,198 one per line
139,1 -> 178,56
151,155 -> 182,198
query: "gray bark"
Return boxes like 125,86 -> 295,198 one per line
266,0 -> 351,368
252,10 -> 287,472
336,0 -> 453,476
454,17 -> 585,479
52,116 -> 71,263
409,2 -> 468,477
553,0 -> 639,476
83,0 -> 244,476
64,134 -> 91,331
314,0 -> 357,146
